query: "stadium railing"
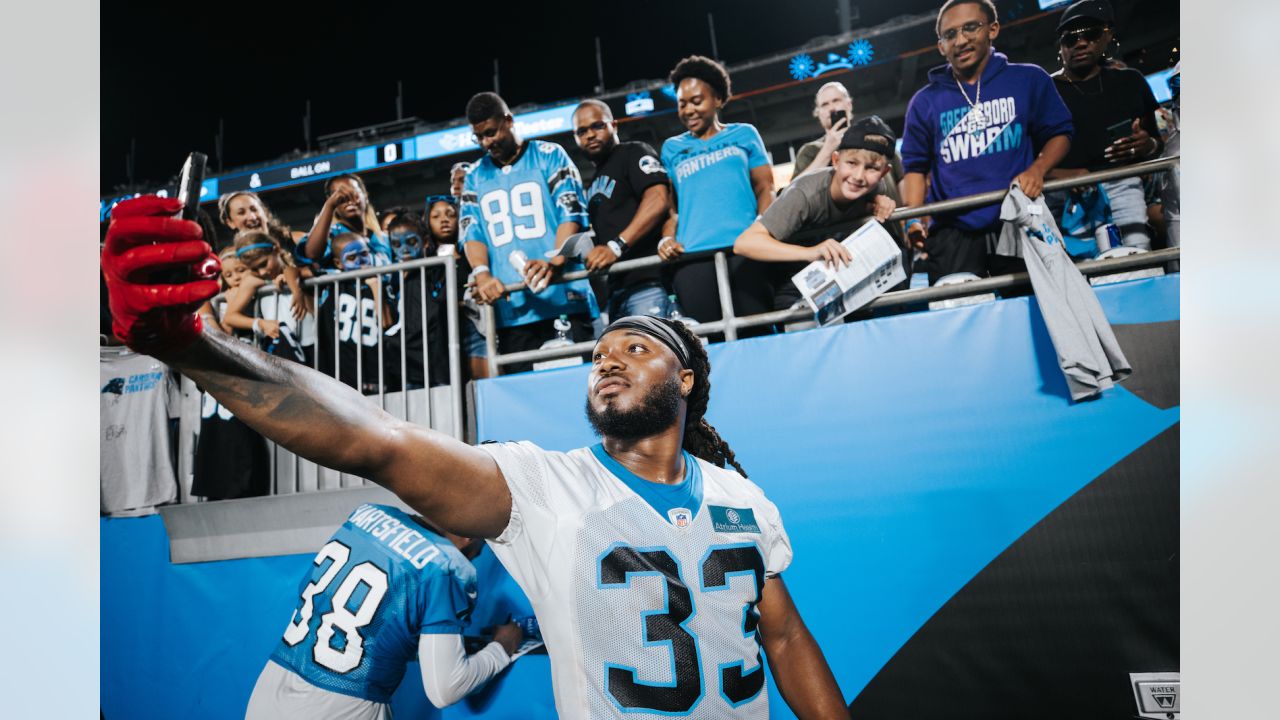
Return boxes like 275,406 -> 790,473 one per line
181,254 -> 463,500
481,155 -> 1181,373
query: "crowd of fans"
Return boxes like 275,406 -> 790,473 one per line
102,0 -> 1181,505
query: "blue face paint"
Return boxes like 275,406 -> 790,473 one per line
340,240 -> 374,271
389,232 -> 423,262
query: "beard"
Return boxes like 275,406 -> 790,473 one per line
585,375 -> 682,440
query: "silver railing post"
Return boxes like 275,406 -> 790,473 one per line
444,255 -> 464,439
483,305 -> 500,378
713,251 -> 738,342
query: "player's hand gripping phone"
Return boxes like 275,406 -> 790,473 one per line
153,152 -> 220,284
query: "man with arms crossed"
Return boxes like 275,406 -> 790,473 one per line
101,195 -> 850,719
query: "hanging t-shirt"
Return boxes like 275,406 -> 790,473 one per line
100,348 -> 179,514
661,123 -> 770,253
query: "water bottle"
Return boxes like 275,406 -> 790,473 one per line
508,249 -> 548,293
533,315 -> 582,370
1093,223 -> 1122,254
666,295 -> 708,346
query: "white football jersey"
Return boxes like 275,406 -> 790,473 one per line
480,441 -> 792,720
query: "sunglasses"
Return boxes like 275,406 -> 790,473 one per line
1058,25 -> 1107,46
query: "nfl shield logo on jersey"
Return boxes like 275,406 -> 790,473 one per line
668,508 -> 692,528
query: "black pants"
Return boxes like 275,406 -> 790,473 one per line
924,225 -> 1026,286
670,254 -> 775,340
497,313 -> 595,374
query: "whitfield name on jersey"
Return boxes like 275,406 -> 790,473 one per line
268,503 -> 478,704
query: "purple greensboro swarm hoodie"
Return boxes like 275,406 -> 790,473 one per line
901,50 -> 1073,232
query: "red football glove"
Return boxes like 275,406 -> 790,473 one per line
101,195 -> 221,355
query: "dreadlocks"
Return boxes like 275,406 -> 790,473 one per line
667,320 -> 748,477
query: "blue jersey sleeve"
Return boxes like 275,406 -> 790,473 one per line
459,168 -> 487,248
741,125 -> 770,169
900,89 -> 936,175
416,563 -> 477,635
540,143 -> 588,229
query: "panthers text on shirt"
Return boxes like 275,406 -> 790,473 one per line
674,145 -> 749,181
937,96 -> 1023,164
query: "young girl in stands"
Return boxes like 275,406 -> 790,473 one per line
219,191 -> 311,319
423,194 -> 490,379
299,173 -> 392,269
315,232 -> 397,392
659,55 -> 777,337
223,231 -> 315,364
385,212 -> 452,387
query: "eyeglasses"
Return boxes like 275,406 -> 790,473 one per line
939,20 -> 986,43
1058,26 -> 1106,46
574,120 -> 610,138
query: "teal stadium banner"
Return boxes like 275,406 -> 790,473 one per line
101,275 -> 1179,719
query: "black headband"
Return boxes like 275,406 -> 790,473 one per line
604,316 -> 693,369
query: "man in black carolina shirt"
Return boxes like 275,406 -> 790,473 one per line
572,100 -> 674,320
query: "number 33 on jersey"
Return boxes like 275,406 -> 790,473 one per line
479,441 -> 794,719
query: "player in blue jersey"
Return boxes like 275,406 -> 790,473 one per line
658,55 -> 777,336
459,91 -> 598,373
103,194 -> 851,718
245,503 -> 524,718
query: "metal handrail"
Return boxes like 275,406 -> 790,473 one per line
479,156 -> 1180,371
211,253 -> 464,441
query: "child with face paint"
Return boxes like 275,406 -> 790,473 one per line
299,174 -> 393,269
385,214 -> 453,388
315,233 -> 398,392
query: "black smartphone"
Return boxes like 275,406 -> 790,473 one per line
830,109 -> 848,127
1106,118 -> 1133,143
175,152 -> 208,221
153,152 -> 213,284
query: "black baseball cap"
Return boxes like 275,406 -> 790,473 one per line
837,115 -> 896,155
1057,0 -> 1115,32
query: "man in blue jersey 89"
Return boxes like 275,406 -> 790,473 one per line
459,92 -> 598,372
245,503 -> 524,718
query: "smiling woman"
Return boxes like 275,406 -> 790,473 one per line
659,55 -> 777,338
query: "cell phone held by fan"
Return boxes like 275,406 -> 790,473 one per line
829,109 -> 848,127
153,152 -> 218,285
1106,118 -> 1133,144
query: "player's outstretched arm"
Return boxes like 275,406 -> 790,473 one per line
175,327 -> 511,537
757,576 -> 851,720
102,195 -> 512,538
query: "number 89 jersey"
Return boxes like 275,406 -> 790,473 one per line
459,140 -> 598,328
269,504 -> 477,704
479,441 -> 794,719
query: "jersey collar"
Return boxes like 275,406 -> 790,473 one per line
589,443 -> 703,526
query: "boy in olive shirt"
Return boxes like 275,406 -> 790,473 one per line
735,115 -> 903,310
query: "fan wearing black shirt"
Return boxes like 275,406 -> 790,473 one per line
1047,0 -> 1162,251
572,100 -> 674,320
